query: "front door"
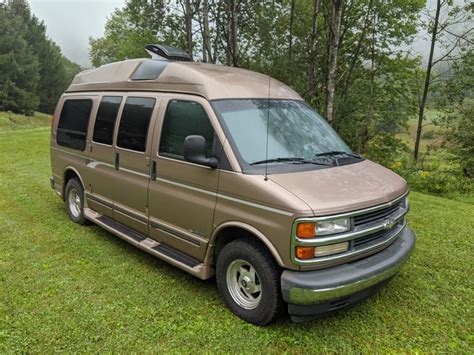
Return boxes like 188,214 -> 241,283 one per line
112,95 -> 159,235
148,97 -> 221,260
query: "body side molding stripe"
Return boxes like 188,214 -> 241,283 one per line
52,147 -> 295,217
150,221 -> 201,246
155,177 -> 294,216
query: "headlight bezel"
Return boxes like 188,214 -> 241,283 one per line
295,217 -> 351,239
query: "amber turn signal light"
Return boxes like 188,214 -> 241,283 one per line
295,246 -> 315,259
296,223 -> 315,238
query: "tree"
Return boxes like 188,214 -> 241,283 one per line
90,0 -> 429,168
325,0 -> 343,123
226,0 -> 240,66
434,49 -> 474,177
413,0 -> 473,161
200,0 -> 213,62
0,0 -> 80,114
307,0 -> 321,98
0,8 -> 39,115
288,0 -> 295,63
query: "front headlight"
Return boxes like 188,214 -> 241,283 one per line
315,217 -> 351,236
296,217 -> 350,238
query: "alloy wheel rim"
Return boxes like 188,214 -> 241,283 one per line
226,259 -> 262,310
68,188 -> 82,218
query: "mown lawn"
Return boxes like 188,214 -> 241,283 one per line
0,121 -> 473,352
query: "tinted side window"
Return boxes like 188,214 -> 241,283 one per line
117,97 -> 155,152
57,99 -> 93,151
159,100 -> 214,159
93,96 -> 122,145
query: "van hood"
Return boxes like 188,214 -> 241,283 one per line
269,159 -> 408,216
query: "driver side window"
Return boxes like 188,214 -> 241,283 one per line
159,100 -> 215,160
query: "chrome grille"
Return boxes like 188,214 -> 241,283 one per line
354,201 -> 403,227
353,229 -> 387,247
353,219 -> 405,248
291,193 -> 409,266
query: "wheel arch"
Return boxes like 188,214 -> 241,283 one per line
62,166 -> 85,200
209,222 -> 285,268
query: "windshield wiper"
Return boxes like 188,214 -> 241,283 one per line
314,151 -> 362,159
250,157 -> 331,166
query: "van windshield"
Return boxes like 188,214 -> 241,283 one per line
212,99 -> 355,170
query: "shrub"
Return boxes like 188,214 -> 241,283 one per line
391,160 -> 473,196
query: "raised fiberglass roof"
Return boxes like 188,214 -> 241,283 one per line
66,59 -> 302,101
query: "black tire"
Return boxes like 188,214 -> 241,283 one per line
216,238 -> 284,325
65,177 -> 88,225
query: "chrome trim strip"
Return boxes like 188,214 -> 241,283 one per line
291,193 -> 409,266
295,208 -> 408,246
294,219 -> 406,266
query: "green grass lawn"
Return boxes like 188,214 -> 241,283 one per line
0,119 -> 473,352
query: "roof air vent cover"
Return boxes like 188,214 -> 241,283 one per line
145,44 -> 193,62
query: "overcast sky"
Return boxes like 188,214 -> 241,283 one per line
29,0 -> 436,68
30,0 -> 126,67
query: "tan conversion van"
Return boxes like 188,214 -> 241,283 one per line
50,45 -> 415,325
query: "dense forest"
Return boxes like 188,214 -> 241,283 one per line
0,0 -> 81,115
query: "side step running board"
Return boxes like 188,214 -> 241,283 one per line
84,208 -> 214,280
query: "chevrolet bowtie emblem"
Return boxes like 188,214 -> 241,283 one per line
383,218 -> 395,230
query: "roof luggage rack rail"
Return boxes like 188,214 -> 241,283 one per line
145,44 -> 193,62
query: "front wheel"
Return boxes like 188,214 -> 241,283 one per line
216,238 -> 284,325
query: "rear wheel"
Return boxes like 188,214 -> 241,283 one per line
216,238 -> 284,325
65,178 -> 88,225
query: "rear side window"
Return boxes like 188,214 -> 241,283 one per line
159,100 -> 214,159
117,97 -> 155,152
93,96 -> 122,145
57,99 -> 93,151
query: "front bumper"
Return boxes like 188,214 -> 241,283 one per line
281,226 -> 415,319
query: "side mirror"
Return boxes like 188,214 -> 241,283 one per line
183,135 -> 218,169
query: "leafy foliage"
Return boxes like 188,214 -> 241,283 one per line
87,0 -> 472,193
89,0 -> 425,163
0,7 -> 39,115
433,50 -> 474,177
0,0 -> 81,114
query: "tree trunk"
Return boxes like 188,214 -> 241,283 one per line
414,0 -> 441,161
226,0 -> 232,65
363,9 -> 376,153
325,0 -> 343,123
202,0 -> 213,63
307,0 -> 321,97
225,0 -> 239,67
289,0 -> 295,62
184,0 -> 193,57
230,0 -> 239,66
